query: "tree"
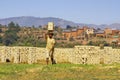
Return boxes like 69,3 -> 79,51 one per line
32,25 -> 35,28
87,41 -> 93,45
3,31 -> 18,46
69,36 -> 74,41
8,22 -> 20,32
0,24 -> 2,27
2,22 -> 20,46
55,26 -> 63,34
0,29 -> 2,33
38,25 -> 42,29
15,23 -> 20,32
66,25 -> 72,29
97,28 -> 101,30
8,22 -> 15,30
0,36 -> 2,43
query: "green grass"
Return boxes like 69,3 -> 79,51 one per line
0,63 -> 120,80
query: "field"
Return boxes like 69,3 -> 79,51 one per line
0,63 -> 120,80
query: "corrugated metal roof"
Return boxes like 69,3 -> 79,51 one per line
71,29 -> 77,32
63,30 -> 71,32
95,30 -> 104,34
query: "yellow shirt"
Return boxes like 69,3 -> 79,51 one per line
46,36 -> 55,51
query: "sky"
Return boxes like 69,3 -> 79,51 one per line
0,0 -> 120,25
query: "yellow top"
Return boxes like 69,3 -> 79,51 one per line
46,36 -> 55,51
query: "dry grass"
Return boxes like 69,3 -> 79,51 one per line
0,63 -> 120,80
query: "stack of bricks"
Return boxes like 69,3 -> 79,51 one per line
19,47 -> 28,63
13,47 -> 20,63
66,46 -> 120,64
54,48 -> 73,63
35,48 -> 46,62
28,47 -> 37,64
0,46 -> 120,64
0,46 -> 6,62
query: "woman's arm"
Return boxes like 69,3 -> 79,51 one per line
45,33 -> 48,40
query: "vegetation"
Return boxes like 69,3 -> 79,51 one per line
87,40 -> 110,47
0,63 -> 120,80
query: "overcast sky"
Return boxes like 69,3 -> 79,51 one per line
0,0 -> 120,25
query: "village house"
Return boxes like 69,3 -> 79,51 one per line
112,29 -> 119,36
63,26 -> 91,41
104,28 -> 112,38
95,30 -> 105,38
111,29 -> 120,43
63,30 -> 71,40
71,29 -> 77,39
86,28 -> 94,35
76,28 -> 84,39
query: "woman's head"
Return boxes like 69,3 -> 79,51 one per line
48,33 -> 54,38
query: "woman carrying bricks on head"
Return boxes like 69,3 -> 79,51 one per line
45,22 -> 56,65
45,32 -> 56,65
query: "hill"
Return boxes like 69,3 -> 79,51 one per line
0,16 -> 78,28
0,16 -> 120,29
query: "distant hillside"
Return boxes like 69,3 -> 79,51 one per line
0,16 -> 78,28
0,16 -> 120,29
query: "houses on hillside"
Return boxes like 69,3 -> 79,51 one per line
63,26 -> 94,40
63,26 -> 120,45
